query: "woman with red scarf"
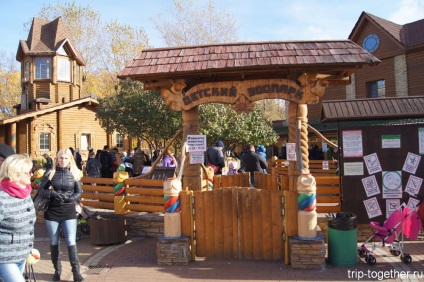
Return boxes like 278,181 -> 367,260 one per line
0,154 -> 36,282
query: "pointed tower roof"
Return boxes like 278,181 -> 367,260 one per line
16,17 -> 85,65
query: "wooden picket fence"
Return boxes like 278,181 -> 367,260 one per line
213,173 -> 250,188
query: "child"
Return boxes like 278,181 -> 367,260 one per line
227,162 -> 238,175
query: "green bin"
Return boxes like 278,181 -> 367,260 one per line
326,212 -> 357,266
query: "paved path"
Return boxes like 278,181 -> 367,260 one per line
29,222 -> 424,282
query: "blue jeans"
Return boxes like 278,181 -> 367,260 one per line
0,259 -> 25,282
45,219 -> 78,246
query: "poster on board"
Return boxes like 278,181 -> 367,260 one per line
407,197 -> 420,211
419,128 -> 424,155
405,175 -> 423,196
381,135 -> 401,148
386,199 -> 400,218
363,197 -> 382,218
363,153 -> 382,174
402,152 -> 421,174
382,171 -> 403,199
344,162 -> 364,176
342,130 -> 363,158
361,175 -> 380,197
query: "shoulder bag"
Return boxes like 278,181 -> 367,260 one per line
33,172 -> 52,212
33,189 -> 50,212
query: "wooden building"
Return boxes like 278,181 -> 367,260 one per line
0,17 -> 110,161
274,12 -> 424,156
317,12 -> 424,116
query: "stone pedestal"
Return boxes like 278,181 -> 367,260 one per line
157,235 -> 191,265
289,235 -> 326,270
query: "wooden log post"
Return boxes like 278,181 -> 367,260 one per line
182,107 -> 202,191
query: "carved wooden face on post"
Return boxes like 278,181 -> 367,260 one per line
161,74 -> 328,114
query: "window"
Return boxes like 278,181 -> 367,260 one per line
24,61 -> 30,82
39,133 -> 51,151
116,134 -> 124,149
35,58 -> 51,79
367,80 -> 385,98
80,134 -> 91,151
57,57 -> 71,82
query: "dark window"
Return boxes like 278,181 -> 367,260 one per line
367,80 -> 385,98
40,133 -> 50,151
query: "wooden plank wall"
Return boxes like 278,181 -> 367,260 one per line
193,187 -> 283,260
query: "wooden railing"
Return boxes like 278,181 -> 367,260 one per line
315,175 -> 341,213
271,159 -> 338,176
80,177 -> 165,213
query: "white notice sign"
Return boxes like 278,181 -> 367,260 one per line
189,152 -> 204,164
286,143 -> 296,161
342,130 -> 363,158
186,135 -> 207,152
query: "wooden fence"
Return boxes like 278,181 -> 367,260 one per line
189,187 -> 284,260
80,177 -> 165,213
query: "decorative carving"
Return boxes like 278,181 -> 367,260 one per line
161,81 -> 186,111
231,94 -> 254,114
160,76 -> 329,111
298,73 -> 329,104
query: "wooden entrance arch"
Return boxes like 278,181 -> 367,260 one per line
118,41 -> 379,241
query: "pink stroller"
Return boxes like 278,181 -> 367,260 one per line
358,198 -> 422,265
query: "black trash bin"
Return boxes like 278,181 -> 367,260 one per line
326,212 -> 357,266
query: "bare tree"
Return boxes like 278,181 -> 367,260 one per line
152,0 -> 239,46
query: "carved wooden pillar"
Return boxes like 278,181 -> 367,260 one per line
288,102 -> 317,238
182,106 -> 202,191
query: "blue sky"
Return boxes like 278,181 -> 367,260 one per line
1,0 -> 424,56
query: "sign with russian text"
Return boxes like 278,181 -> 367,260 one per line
186,135 -> 207,152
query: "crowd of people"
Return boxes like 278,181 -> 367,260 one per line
0,139 -> 333,280
204,141 -> 269,187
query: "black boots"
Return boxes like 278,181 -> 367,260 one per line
68,245 -> 84,282
50,245 -> 61,281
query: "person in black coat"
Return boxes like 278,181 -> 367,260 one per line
241,144 -> 268,187
38,148 -> 84,282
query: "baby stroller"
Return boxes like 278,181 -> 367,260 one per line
60,201 -> 96,241
358,195 -> 422,265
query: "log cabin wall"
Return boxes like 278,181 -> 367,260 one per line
59,105 -> 107,156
